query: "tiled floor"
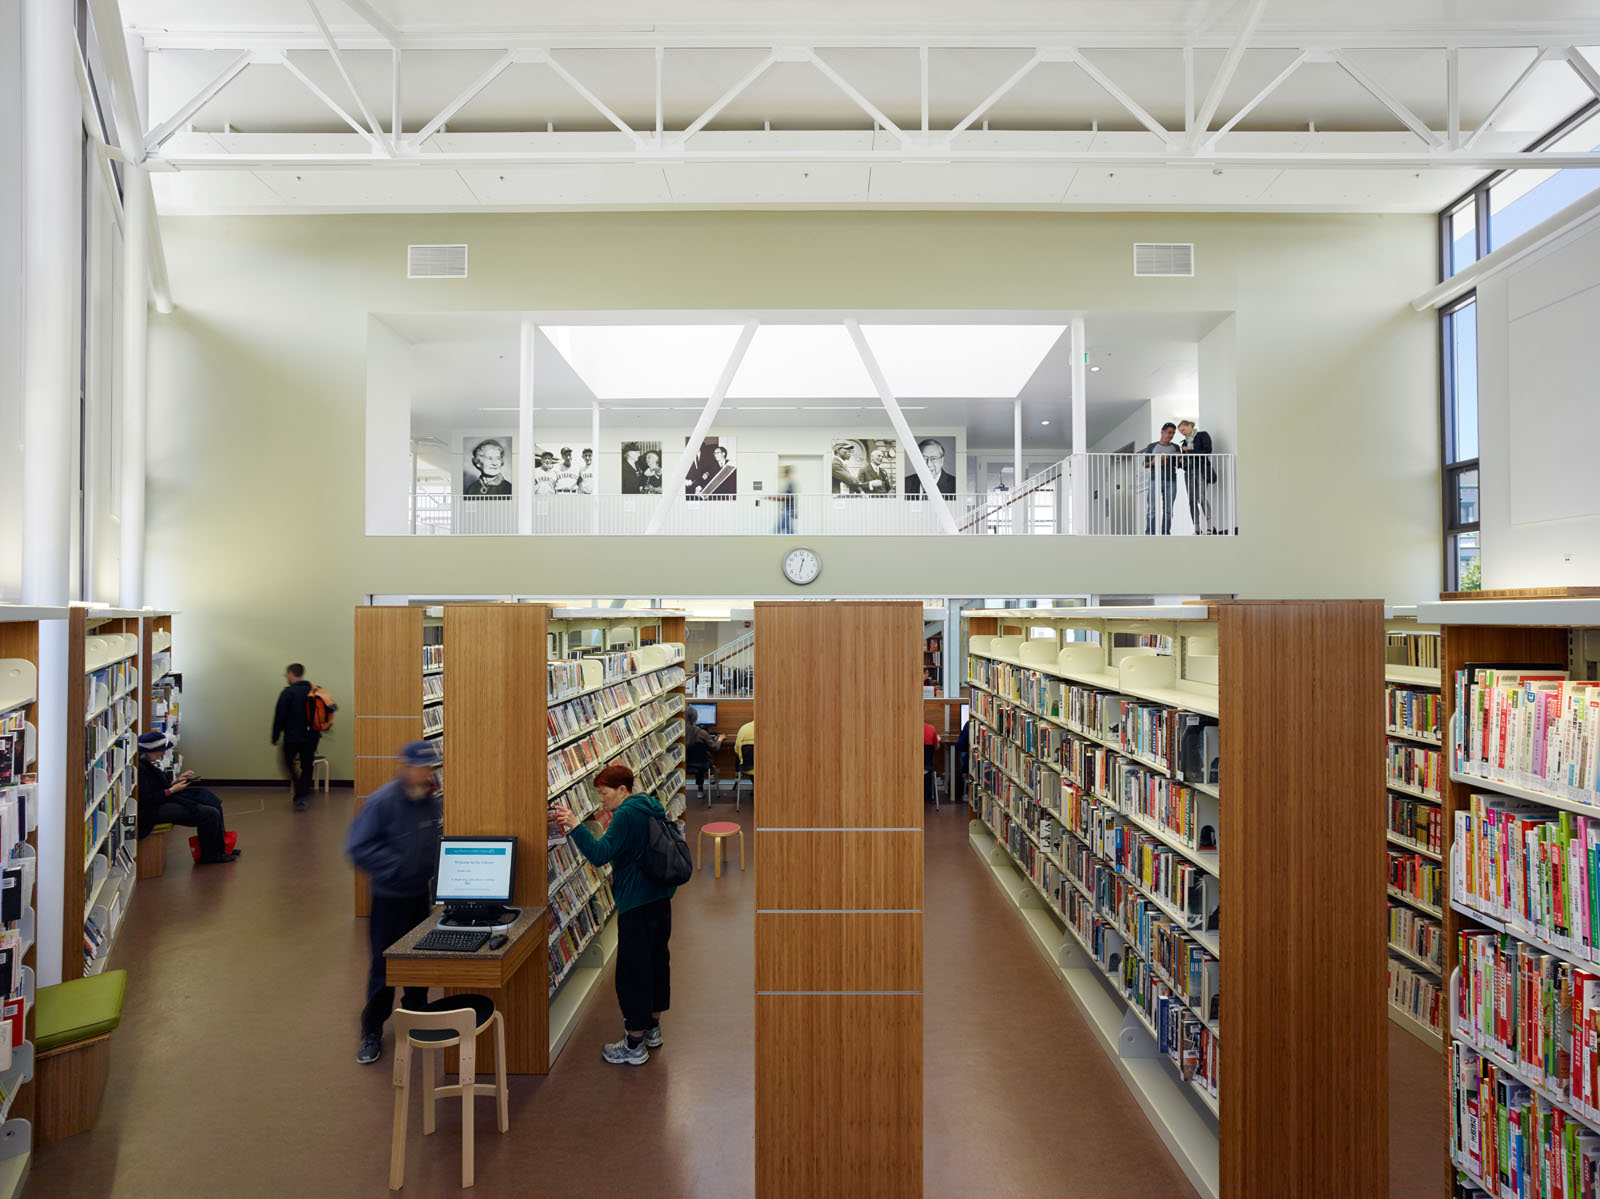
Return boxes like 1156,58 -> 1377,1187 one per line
31,786 -> 1441,1197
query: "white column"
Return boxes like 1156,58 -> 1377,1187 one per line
517,319 -> 535,533
1070,317 -> 1088,534
119,166 -> 149,608
22,0 -> 81,987
590,398 -> 600,534
1012,396 -> 1023,534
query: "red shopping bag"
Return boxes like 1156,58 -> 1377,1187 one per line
189,831 -> 239,862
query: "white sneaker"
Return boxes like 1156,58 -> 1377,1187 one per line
601,1036 -> 648,1066
644,1024 -> 663,1049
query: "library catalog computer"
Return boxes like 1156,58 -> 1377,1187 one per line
433,836 -> 519,930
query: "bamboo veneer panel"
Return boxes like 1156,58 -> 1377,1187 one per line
1438,622 -> 1569,1199
1217,599 -> 1387,1199
754,831 -> 922,910
754,601 -> 922,1199
63,608 -> 87,978
755,994 -> 921,1199
353,607 -> 425,917
1441,586 -> 1600,600
967,616 -> 999,636
754,913 -> 920,991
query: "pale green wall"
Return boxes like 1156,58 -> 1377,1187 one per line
146,210 -> 1441,778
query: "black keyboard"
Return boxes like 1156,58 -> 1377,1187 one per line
414,928 -> 490,953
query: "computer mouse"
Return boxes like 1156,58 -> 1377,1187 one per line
488,934 -> 509,951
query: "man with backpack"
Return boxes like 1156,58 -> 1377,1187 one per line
550,761 -> 690,1066
272,662 -> 336,811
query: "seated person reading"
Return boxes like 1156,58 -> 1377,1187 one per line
136,731 -> 240,865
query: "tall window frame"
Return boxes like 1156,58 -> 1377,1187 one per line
1439,296 -> 1479,591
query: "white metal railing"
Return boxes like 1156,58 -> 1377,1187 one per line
399,453 -> 1234,537
692,630 -> 754,697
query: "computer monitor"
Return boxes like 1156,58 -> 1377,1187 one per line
433,836 -> 517,925
689,701 -> 717,726
960,702 -> 969,726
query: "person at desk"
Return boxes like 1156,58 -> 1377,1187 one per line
551,763 -> 675,1067
135,731 -> 240,865
734,720 -> 755,773
956,714 -> 970,805
684,715 -> 723,799
347,740 -> 444,1066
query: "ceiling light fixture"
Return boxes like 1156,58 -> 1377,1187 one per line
1089,365 -> 1101,372
1041,420 -> 1050,426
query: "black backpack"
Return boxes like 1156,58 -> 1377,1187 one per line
639,799 -> 693,888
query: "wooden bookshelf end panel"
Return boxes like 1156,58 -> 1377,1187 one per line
1218,599 -> 1388,1199
755,993 -> 921,1199
754,602 -> 922,829
353,607 -> 424,719
754,912 -> 921,992
754,830 -> 922,910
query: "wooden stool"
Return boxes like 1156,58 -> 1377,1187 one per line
697,821 -> 744,879
390,995 -> 509,1190
35,970 -> 127,1145
135,823 -> 172,880
313,756 -> 331,793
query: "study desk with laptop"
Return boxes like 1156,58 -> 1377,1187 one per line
384,835 -> 546,1072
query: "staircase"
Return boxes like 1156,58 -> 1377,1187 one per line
692,629 -> 754,697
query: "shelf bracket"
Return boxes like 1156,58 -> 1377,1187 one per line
1118,1008 -> 1159,1060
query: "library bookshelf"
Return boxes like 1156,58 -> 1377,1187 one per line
69,609 -> 151,980
0,606 -> 62,1176
351,606 -> 442,918
963,601 -> 1386,1199
1421,596 -> 1600,1197
1385,607 -> 1446,1052
353,603 -> 687,1072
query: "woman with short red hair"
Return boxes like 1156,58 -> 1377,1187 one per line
552,762 -> 676,1065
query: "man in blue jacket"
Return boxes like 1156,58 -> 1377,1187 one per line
347,740 -> 443,1065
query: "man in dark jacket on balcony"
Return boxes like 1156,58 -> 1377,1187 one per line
346,740 -> 444,1065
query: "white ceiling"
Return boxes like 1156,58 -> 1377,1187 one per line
121,0 -> 1600,214
385,309 -> 1214,450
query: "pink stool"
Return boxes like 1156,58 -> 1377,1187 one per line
697,822 -> 744,879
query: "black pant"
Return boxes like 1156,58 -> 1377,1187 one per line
282,737 -> 319,799
362,893 -> 432,1037
615,897 -> 672,1031
153,789 -> 227,858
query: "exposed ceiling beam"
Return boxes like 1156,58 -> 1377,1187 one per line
948,51 -> 1041,139
337,0 -> 402,48
1462,47 -> 1553,151
149,145 -> 1600,171
144,50 -> 251,151
1331,49 -> 1443,147
679,52 -> 777,141
535,49 -> 643,145
1072,50 -> 1169,141
1202,49 -> 1306,149
409,49 -> 514,146
305,0 -> 390,151
1567,47 -> 1600,102
809,50 -> 904,140
278,53 -> 383,149
1188,0 -> 1271,149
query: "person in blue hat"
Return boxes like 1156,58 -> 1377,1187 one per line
135,731 -> 239,865
345,740 -> 444,1065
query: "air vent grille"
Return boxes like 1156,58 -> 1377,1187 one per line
1133,243 -> 1195,277
407,244 -> 469,279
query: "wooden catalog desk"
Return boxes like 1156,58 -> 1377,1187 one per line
385,905 -> 550,1074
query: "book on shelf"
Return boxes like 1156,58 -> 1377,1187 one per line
1389,901 -> 1443,970
1390,850 -> 1443,910
1451,665 -> 1600,798
1388,740 -> 1443,796
1390,792 -> 1443,854
1387,631 -> 1441,670
1389,685 -> 1444,739
1391,958 -> 1443,1035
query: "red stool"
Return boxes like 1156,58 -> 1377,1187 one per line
697,822 -> 744,879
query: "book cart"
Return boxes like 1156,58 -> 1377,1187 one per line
963,601 -> 1386,1199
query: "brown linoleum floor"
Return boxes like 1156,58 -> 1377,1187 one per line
32,786 -> 1442,1198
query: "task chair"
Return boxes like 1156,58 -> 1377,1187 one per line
732,745 -> 754,812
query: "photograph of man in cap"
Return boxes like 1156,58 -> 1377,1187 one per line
346,739 -> 445,1065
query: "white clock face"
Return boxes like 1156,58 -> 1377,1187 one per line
783,548 -> 821,586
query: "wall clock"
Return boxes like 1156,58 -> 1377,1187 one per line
782,547 -> 822,586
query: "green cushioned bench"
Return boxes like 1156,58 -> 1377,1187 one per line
137,822 -> 173,880
36,970 -> 126,1144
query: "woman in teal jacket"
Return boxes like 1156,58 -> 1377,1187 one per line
551,761 -> 675,1065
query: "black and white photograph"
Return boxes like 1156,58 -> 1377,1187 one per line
830,438 -> 898,496
685,435 -> 737,500
532,441 -> 591,495
619,440 -> 663,495
462,435 -> 513,497
904,434 -> 957,497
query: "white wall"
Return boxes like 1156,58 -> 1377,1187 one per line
1478,208 -> 1600,586
1199,315 -> 1238,455
146,210 -> 1441,776
1090,402 -> 1152,453
366,317 -> 413,535
0,5 -> 24,602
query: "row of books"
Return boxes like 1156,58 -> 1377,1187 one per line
1392,958 -> 1444,1037
1392,792 -> 1444,854
0,785 -> 32,861
1388,630 -> 1441,670
1452,794 -> 1600,961
632,665 -> 687,701
1391,850 -> 1445,911
421,705 -> 444,736
1390,740 -> 1444,797
547,892 -> 617,996
1390,901 -> 1444,971
550,861 -> 609,925
86,659 -> 138,720
1451,1039 -> 1600,1197
422,644 -> 443,671
1390,685 -> 1444,740
637,754 -> 685,803
1453,668 -> 1600,805
547,659 -> 587,701
547,681 -> 634,742
422,673 -> 444,702
84,910 -> 110,973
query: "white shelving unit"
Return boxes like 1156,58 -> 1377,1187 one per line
964,607 -> 1220,1199
82,626 -> 140,977
544,617 -> 687,1061
1382,608 -> 1445,1051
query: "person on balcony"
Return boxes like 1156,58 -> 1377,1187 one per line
1140,422 -> 1181,535
1177,419 -> 1216,535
